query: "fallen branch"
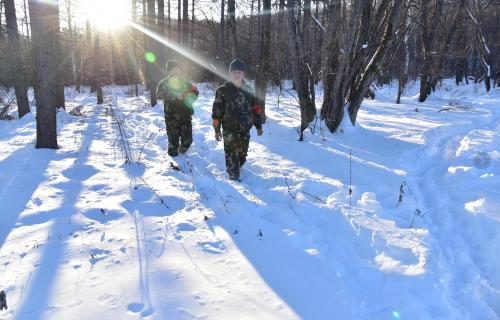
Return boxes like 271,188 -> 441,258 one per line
137,133 -> 155,164
302,190 -> 326,204
138,176 -> 170,209
284,175 -> 296,200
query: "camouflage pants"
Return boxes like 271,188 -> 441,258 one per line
223,130 -> 250,179
165,114 -> 192,157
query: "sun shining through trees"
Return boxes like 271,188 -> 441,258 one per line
82,0 -> 131,31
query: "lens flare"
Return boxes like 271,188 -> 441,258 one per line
128,21 -> 266,103
145,52 -> 157,63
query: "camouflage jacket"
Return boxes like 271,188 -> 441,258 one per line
212,82 -> 263,133
156,76 -> 199,118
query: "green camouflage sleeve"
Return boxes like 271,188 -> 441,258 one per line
251,94 -> 263,130
212,88 -> 224,132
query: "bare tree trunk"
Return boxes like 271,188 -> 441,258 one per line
218,0 -> 225,62
321,0 -> 407,132
64,0 -> 77,90
250,0 -> 255,47
93,25 -> 103,104
182,0 -> 189,45
22,0 -> 30,40
320,1 -> 341,117
53,3 -> 65,109
255,0 -> 271,123
29,0 -> 58,149
74,20 -> 82,92
167,0 -> 171,38
287,0 -> 316,140
132,0 -> 139,96
227,0 -> 237,56
177,0 -> 182,43
85,18 -> 96,92
276,0 -> 286,84
158,0 -> 166,77
348,1 -> 405,123
191,0 -> 195,48
396,20 -> 410,104
4,0 -> 30,118
147,0 -> 157,106
466,4 -> 493,93
0,1 -> 4,39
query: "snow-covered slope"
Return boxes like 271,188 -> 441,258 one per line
0,80 -> 498,319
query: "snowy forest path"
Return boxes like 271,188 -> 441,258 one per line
1,84 -> 499,319
400,92 -> 500,318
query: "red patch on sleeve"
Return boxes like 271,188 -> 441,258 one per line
253,105 -> 262,114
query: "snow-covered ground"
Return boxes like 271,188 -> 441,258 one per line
0,80 -> 499,319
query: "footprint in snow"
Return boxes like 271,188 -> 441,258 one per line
127,302 -> 154,317
198,241 -> 225,254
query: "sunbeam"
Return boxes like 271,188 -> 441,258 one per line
128,21 -> 266,101
81,0 -> 131,31
129,21 -> 227,79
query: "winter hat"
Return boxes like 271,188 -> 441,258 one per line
229,59 -> 246,73
166,60 -> 180,74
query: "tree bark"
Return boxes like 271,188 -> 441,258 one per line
177,0 -> 182,43
29,0 -> 58,149
182,0 -> 189,45
131,0 -> 139,96
218,0 -> 225,62
146,0 -> 157,106
4,0 -> 30,118
191,0 -> 195,48
93,26 -> 103,104
227,0 -> 237,56
158,0 -> 166,77
64,0 -> 77,90
321,0 -> 407,132
255,0 -> 271,123
53,3 -> 65,109
287,0 -> 316,140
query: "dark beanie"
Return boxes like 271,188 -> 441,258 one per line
166,60 -> 180,74
229,59 -> 246,73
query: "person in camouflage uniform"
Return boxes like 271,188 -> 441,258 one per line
212,59 -> 264,180
157,60 -> 199,157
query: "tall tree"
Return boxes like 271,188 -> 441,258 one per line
182,0 -> 189,45
177,0 -> 181,43
131,0 -> 139,96
158,0 -> 166,77
29,0 -> 58,149
92,24 -> 103,104
53,3 -> 65,109
191,0 -> 195,48
4,0 -> 30,118
227,0 -> 237,56
146,0 -> 157,106
321,0 -> 408,132
287,0 -> 316,140
64,0 -> 78,91
218,0 -> 225,61
167,0 -> 171,38
255,0 -> 271,122
0,1 -> 4,39
466,0 -> 493,93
